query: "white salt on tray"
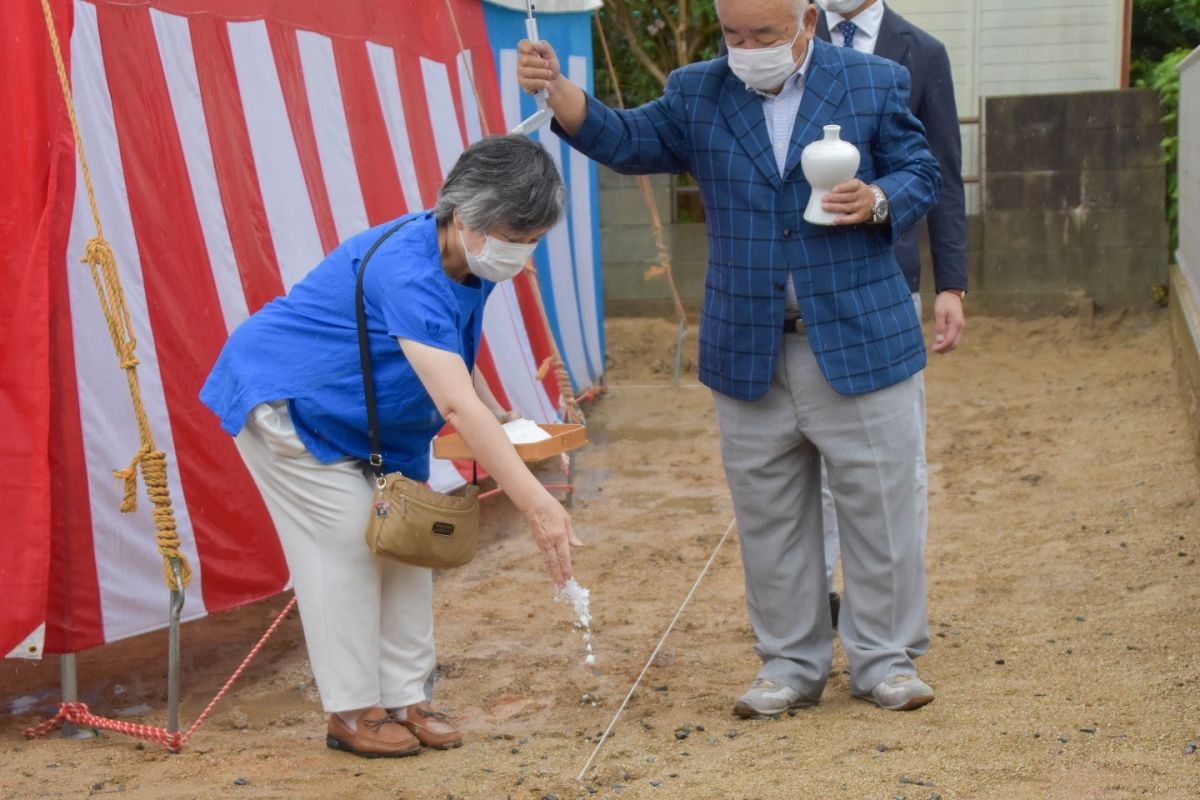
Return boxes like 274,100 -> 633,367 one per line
556,578 -> 595,664
502,418 -> 553,445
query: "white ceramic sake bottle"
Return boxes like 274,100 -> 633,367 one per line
801,124 -> 861,226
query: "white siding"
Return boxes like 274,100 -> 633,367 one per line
1179,47 -> 1200,314
977,1 -> 1123,98
894,0 -> 1123,101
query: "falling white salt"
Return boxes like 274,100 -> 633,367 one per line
556,578 -> 595,665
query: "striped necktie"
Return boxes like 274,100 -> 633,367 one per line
839,20 -> 858,49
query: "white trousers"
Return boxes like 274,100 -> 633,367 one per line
823,292 -> 929,588
234,402 -> 435,714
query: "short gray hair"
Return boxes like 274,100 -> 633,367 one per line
435,134 -> 566,234
714,0 -> 809,21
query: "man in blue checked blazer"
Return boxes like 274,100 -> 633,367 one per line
519,0 -> 940,714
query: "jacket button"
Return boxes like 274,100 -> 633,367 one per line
783,228 -> 793,238
774,282 -> 785,292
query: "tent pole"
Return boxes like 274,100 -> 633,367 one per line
58,654 -> 91,738
166,559 -> 185,743
58,654 -> 83,738
673,319 -> 686,389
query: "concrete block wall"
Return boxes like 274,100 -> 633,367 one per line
979,88 -> 1168,313
598,169 -> 707,317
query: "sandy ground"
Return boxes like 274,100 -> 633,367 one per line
3,311 -> 1199,800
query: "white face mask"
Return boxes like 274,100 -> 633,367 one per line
820,0 -> 866,14
727,27 -> 803,92
459,226 -> 537,282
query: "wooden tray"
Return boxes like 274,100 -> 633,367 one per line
432,423 -> 588,463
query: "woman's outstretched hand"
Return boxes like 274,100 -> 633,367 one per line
526,494 -> 583,588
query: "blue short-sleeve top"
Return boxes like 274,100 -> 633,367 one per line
200,212 -> 494,482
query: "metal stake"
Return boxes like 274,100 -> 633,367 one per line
58,653 -> 90,739
672,318 -> 686,389
167,558 -> 186,743
565,449 -> 576,509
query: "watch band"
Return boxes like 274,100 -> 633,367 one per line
868,185 -> 888,224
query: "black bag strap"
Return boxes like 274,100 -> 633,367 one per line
356,218 -> 416,486
355,216 -> 478,488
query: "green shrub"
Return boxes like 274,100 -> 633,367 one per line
1140,48 -> 1190,255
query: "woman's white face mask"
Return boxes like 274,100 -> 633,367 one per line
458,226 -> 537,282
726,27 -> 803,92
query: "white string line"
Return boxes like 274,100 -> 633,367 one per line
604,383 -> 706,391
575,516 -> 737,783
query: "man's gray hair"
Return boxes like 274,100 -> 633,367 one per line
714,0 -> 810,19
715,0 -> 811,13
435,134 -> 566,233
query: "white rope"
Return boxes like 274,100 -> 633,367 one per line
575,517 -> 737,783
604,383 -> 707,391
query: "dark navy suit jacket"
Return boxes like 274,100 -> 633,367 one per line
556,39 -> 940,400
819,6 -> 968,293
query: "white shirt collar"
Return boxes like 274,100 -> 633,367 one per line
825,0 -> 885,41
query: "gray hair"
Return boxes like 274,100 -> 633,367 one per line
435,134 -> 566,233
714,0 -> 810,21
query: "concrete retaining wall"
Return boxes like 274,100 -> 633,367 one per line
598,169 -> 707,317
979,89 -> 1168,314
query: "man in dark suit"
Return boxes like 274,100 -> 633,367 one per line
814,0 -> 967,625
518,0 -> 941,714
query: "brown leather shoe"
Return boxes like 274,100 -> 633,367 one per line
326,707 -> 421,758
395,702 -> 463,749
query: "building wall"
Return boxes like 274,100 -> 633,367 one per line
1170,46 -> 1200,457
1178,47 -> 1200,314
894,0 -> 1125,102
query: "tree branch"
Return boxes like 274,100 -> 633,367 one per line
687,18 -> 723,60
676,0 -> 689,67
607,1 -> 669,86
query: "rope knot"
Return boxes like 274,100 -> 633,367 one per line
82,237 -> 115,267
112,446 -> 151,513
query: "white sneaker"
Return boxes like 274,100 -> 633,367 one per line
732,678 -> 815,718
862,673 -> 934,711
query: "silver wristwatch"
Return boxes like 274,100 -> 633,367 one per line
868,184 -> 889,224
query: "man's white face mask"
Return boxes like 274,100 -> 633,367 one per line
819,0 -> 867,14
726,27 -> 803,92
459,226 -> 537,282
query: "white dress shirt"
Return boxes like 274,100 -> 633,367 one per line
756,41 -> 815,313
825,0 -> 885,56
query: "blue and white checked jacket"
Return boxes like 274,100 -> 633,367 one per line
557,38 -> 941,400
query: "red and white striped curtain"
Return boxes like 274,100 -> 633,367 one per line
1,0 -> 580,659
